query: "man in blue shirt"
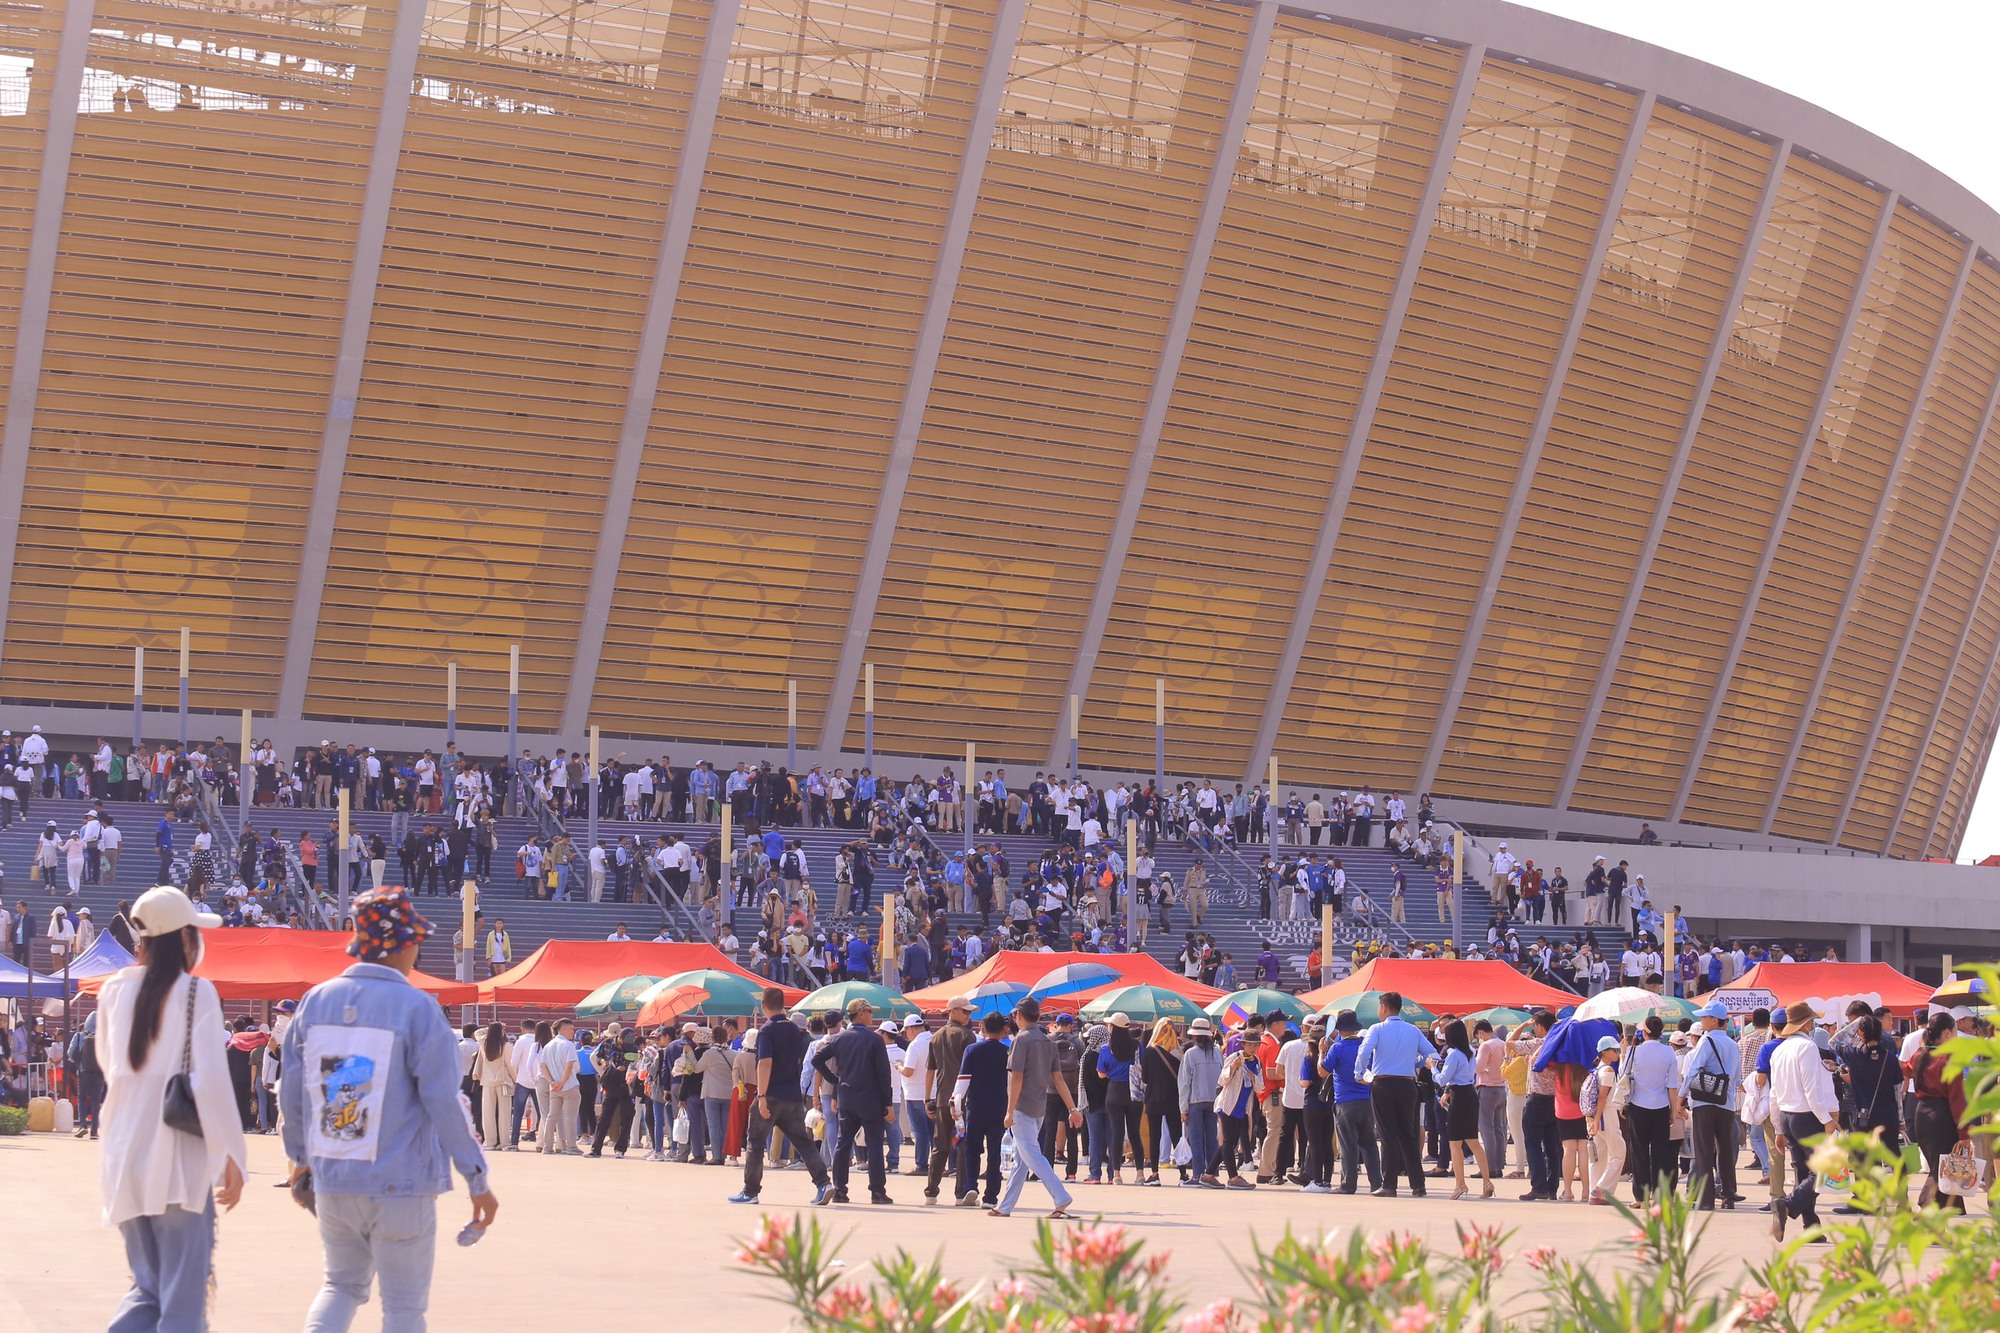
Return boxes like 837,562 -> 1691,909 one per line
1681,1001 -> 1741,1210
1353,991 -> 1436,1197
281,888 -> 497,1330
955,1013 -> 1013,1208
1320,1009 -> 1382,1193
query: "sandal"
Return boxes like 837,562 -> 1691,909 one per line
1048,1206 -> 1076,1220
986,1207 -> 1011,1217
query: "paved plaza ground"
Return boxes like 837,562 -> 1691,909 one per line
7,1132 -> 1797,1331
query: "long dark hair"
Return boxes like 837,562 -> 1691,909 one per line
1924,1012 -> 1954,1047
482,1023 -> 507,1062
1108,1025 -> 1139,1062
1443,1019 -> 1472,1058
129,929 -> 197,1071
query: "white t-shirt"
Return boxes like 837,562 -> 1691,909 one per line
540,1036 -> 579,1092
898,1028 -> 932,1102
1621,949 -> 1645,979
1277,1038 -> 1310,1110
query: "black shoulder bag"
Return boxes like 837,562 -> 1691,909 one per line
162,977 -> 206,1137
1687,1033 -> 1730,1107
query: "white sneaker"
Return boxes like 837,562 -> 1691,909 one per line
1300,1183 -> 1331,1194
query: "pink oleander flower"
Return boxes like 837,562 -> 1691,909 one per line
1180,1298 -> 1238,1333
1739,1290 -> 1779,1323
1057,1224 -> 1133,1270
1523,1246 -> 1558,1271
815,1285 -> 871,1321
1388,1302 -> 1434,1333
733,1214 -> 791,1267
932,1280 -> 962,1309
1067,1313 -> 1140,1333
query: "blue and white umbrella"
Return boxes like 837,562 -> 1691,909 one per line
1028,962 -> 1123,1001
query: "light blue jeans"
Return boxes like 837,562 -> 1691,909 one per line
305,1193 -> 439,1333
110,1199 -> 214,1333
997,1110 -> 1073,1213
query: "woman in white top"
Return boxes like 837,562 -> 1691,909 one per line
47,904 -> 77,965
64,830 -> 86,896
97,885 -> 246,1331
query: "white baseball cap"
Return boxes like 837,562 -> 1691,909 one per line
130,885 -> 222,937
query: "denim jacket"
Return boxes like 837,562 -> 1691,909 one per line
280,962 -> 491,1199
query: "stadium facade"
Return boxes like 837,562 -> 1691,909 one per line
2,0 -> 1998,860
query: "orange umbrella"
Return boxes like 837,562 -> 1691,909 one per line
634,983 -> 713,1030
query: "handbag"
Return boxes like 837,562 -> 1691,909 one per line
162,977 -> 205,1138
1937,1143 -> 1988,1197
1687,1035 -> 1729,1107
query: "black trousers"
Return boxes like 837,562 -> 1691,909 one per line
1781,1110 -> 1825,1225
1302,1104 -> 1335,1185
1912,1098 -> 1965,1213
1335,1099 -> 1382,1191
1040,1094 -> 1078,1175
1220,1113 -> 1253,1177
833,1111 -> 888,1198
743,1097 -> 829,1198
1687,1104 -> 1737,1208
592,1089 -> 632,1155
962,1116 -> 1004,1202
1627,1104 -> 1674,1200
1371,1076 -> 1424,1193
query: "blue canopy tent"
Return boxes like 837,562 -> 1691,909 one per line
61,932 -> 136,985
0,953 -> 63,1001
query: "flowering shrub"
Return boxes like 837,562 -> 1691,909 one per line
740,979 -> 1999,1333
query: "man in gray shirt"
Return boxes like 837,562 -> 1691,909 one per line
991,998 -> 1082,1218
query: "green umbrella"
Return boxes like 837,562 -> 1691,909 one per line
794,980 -> 921,1023
1649,993 -> 1704,1023
1465,1006 -> 1534,1030
1204,988 -> 1315,1026
633,970 -> 773,1023
1316,990 -> 1438,1027
1077,984 -> 1204,1026
574,974 -> 665,1020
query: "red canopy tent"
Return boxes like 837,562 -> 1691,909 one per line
1715,962 -> 1934,1019
477,940 -> 765,1006
78,928 -> 475,1003
1301,958 -> 1576,1016
903,951 -> 1226,1014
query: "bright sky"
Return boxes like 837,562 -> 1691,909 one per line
1519,1 -> 2000,860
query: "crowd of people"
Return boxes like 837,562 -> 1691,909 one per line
428,984 -> 1993,1236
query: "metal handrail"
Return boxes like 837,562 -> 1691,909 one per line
635,843 -> 710,943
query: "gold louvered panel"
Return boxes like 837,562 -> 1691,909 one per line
1439,108 -> 1772,802
859,0 -> 1250,762
1891,401 -> 2000,859
0,1 -> 63,429
595,0 -> 996,745
1685,208 -> 1966,826
1847,266 -> 2000,850
6,0 -> 393,711
1573,157 -> 1881,820
1773,217 -> 1976,840
1932,657 -> 2000,859
1079,23 -> 1464,777
1277,60 -> 1636,789
305,0 -> 711,731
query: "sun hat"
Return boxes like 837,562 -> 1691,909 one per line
879,1018 -> 900,1033
130,885 -> 222,937
1187,1018 -> 1215,1036
1332,1010 -> 1361,1033
1695,1001 -> 1729,1022
1778,1000 -> 1818,1035
1105,1013 -> 1132,1029
346,885 -> 432,961
947,994 -> 974,1013
1596,1035 -> 1620,1053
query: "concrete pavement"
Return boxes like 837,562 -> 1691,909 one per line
4,1132 -> 1790,1331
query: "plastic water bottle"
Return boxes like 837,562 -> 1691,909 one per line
1000,1129 -> 1017,1180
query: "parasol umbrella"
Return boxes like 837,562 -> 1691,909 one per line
959,980 -> 1033,1020
794,980 -> 921,1022
1315,990 -> 1436,1027
1077,984 -> 1204,1026
632,984 -> 713,1030
574,974 -> 665,1020
1205,988 -> 1314,1027
1464,1006 -> 1534,1030
1028,961 -> 1125,1002
1535,1015 -> 1622,1070
633,969 -> 776,1025
1929,975 -> 1991,1011
1573,986 -> 1685,1025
